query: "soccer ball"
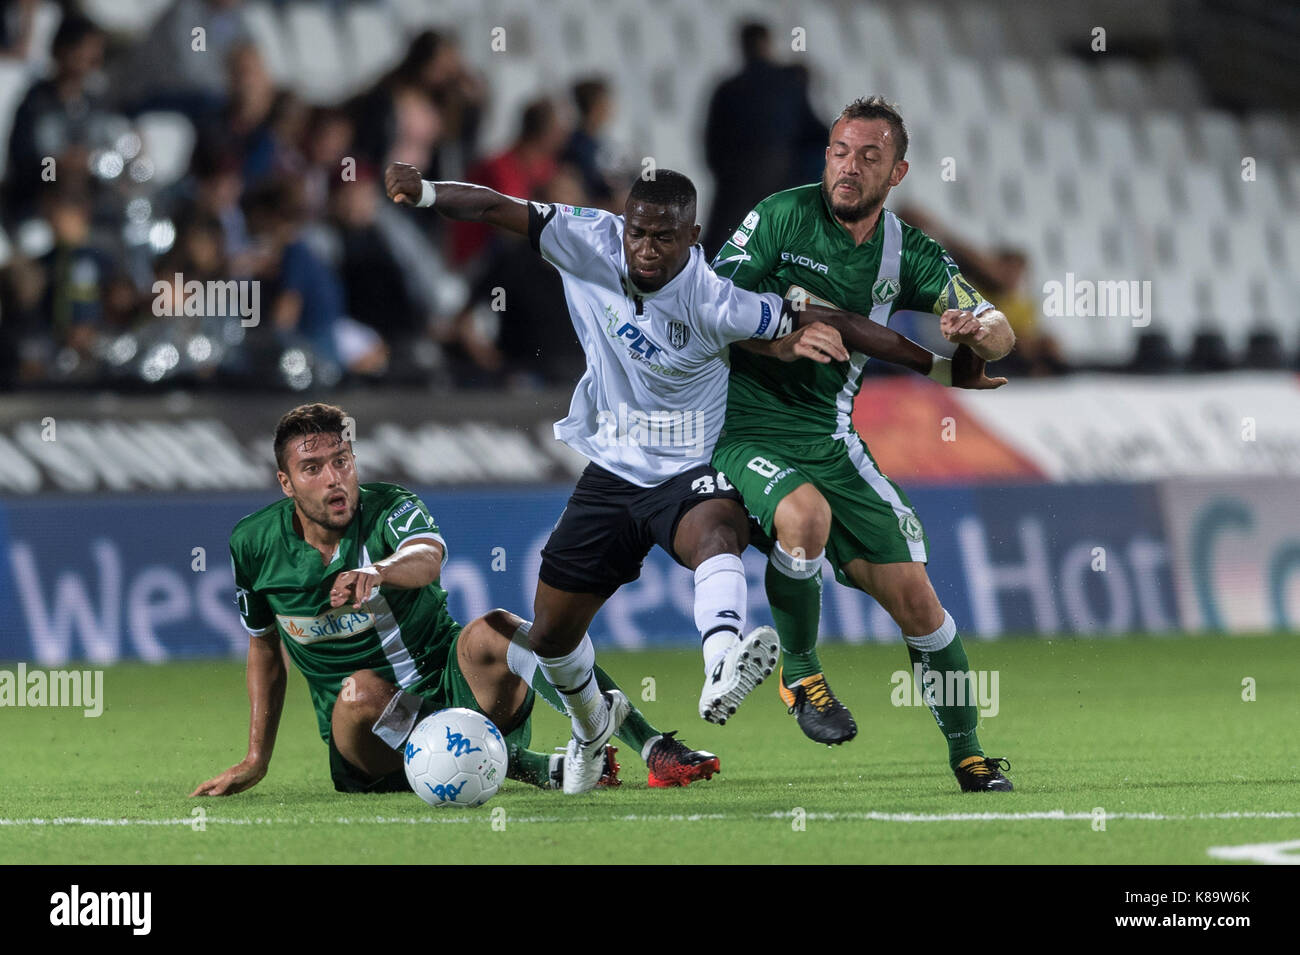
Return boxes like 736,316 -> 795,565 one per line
404,708 -> 509,808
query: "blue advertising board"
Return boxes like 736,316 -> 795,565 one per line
0,482 -> 1179,663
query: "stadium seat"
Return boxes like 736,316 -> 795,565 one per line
1138,112 -> 1191,163
344,5 -> 406,92
1097,60 -> 1148,111
900,5 -> 958,58
1246,112 -> 1298,161
994,59 -> 1047,115
1195,110 -> 1244,167
283,4 -> 352,105
1149,60 -> 1204,109
954,1 -> 1009,60
135,111 -> 196,188
241,2 -> 295,87
1085,111 -> 1141,171
1047,60 -> 1099,113
846,5 -> 903,68
80,0 -> 170,36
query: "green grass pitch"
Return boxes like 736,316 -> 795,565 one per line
2,633 -> 1296,864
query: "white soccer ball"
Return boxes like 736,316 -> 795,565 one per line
404,708 -> 509,808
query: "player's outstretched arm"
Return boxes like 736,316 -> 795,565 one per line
330,540 -> 444,610
793,303 -> 1007,389
384,161 -> 529,236
189,632 -> 287,797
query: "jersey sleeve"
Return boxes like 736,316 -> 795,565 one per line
903,232 -> 995,317
229,541 -> 275,638
378,491 -> 447,561
710,199 -> 782,291
528,201 -> 620,277
693,269 -> 792,353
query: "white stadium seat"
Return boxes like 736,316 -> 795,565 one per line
995,60 -> 1047,116
241,2 -> 295,87
135,111 -> 196,188
345,5 -> 406,93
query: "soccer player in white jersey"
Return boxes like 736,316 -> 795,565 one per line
385,162 -> 1004,792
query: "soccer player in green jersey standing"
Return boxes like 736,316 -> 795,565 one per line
192,403 -> 721,797
712,97 -> 1016,792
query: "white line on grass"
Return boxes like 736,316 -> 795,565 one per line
2,810 -> 1298,827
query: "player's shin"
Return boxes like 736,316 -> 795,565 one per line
694,552 -> 747,670
509,621 -> 658,754
533,635 -> 608,742
903,610 -> 985,769
766,542 -> 824,682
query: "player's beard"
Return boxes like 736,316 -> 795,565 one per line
822,177 -> 888,224
299,489 -> 356,532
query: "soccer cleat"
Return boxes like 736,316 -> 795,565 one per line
699,626 -> 780,725
548,745 -> 622,790
954,756 -> 1014,792
645,732 -> 720,788
562,690 -> 630,795
778,669 -> 857,745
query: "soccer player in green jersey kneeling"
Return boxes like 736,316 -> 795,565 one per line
191,403 -> 718,797
712,97 -> 1016,791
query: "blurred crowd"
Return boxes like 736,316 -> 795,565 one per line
0,1 -> 1059,393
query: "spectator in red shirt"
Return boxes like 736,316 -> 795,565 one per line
450,98 -> 568,269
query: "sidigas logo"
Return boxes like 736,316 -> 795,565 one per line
276,607 -> 376,645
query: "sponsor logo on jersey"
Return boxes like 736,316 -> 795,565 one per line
560,204 -> 599,218
872,277 -> 900,306
785,285 -> 838,310
780,251 -> 830,274
755,300 -> 773,337
898,513 -> 924,542
276,607 -> 376,645
730,228 -> 750,248
602,304 -> 687,377
743,210 -> 760,230
668,320 -> 691,349
386,500 -> 431,536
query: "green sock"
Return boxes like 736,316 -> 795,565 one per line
907,631 -> 984,770
593,666 -> 658,755
506,743 -> 554,788
765,557 -> 823,683
525,664 -> 660,758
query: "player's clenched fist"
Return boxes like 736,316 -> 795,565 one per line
951,343 -> 1008,390
774,321 -> 850,364
940,309 -> 989,346
385,162 -> 424,205
330,567 -> 383,609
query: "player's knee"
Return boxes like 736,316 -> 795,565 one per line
460,612 -> 515,668
894,584 -> 944,635
776,487 -> 831,551
336,669 -> 389,722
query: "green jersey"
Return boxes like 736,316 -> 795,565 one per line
229,482 -> 457,741
712,183 -> 990,441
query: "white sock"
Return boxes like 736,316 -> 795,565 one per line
695,552 -> 746,673
508,621 -> 567,715
769,540 -> 824,580
903,609 -> 957,652
535,635 -> 606,742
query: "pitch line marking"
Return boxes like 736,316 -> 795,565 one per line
2,810 -> 1299,827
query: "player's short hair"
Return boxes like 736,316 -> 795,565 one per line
627,169 -> 697,222
274,403 -> 350,472
834,96 -> 909,161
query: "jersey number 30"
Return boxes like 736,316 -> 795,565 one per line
692,472 -> 733,495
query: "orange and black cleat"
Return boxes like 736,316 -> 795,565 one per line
645,732 -> 720,788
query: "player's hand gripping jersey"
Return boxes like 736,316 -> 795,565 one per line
712,184 -> 994,441
229,482 -> 456,741
528,202 -> 790,487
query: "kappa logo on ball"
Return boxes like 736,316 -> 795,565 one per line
668,320 -> 691,349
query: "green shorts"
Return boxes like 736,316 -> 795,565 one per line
328,630 -> 534,793
712,432 -> 929,586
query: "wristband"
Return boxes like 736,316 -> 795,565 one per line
416,180 -> 437,208
927,355 -> 952,386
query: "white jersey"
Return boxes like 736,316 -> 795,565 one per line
529,202 -> 789,487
